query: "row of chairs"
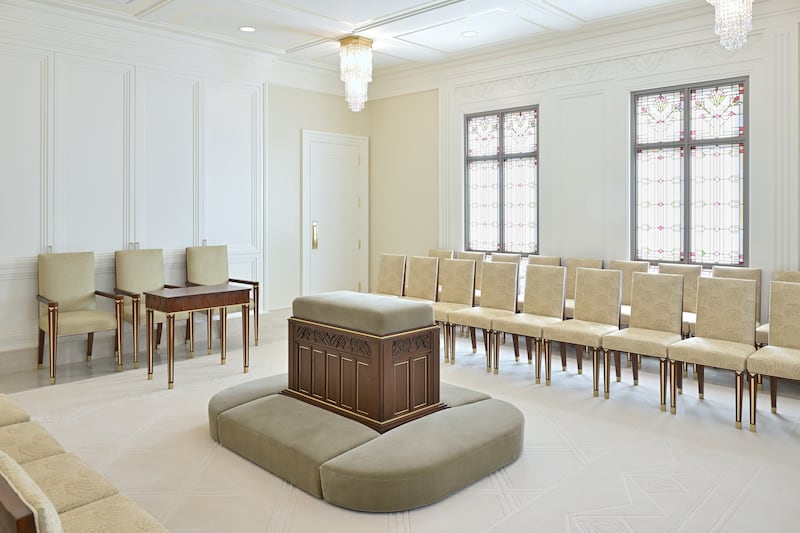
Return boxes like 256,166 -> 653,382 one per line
36,246 -> 259,385
375,251 -> 800,432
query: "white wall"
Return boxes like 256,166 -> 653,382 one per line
0,2 -> 268,370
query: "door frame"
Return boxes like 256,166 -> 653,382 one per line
301,129 -> 369,295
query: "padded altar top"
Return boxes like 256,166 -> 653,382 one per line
292,291 -> 434,336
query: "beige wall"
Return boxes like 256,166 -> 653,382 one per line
267,85 -> 370,309
368,90 -> 439,291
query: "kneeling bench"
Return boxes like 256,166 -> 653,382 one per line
209,375 -> 524,512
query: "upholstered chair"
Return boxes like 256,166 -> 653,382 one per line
115,249 -> 192,367
542,268 -> 621,397
430,259 -> 475,363
657,263 -> 701,338
491,264 -> 566,382
455,251 -> 485,305
401,256 -> 439,302
601,273 -> 683,409
608,260 -> 649,328
746,281 -> 800,432
526,255 -> 561,266
711,265 -> 762,327
37,252 -> 123,384
755,270 -> 800,346
185,245 -> 259,352
667,277 -> 757,428
448,261 -> 519,373
564,258 -> 604,319
428,249 -> 454,260
374,253 -> 406,296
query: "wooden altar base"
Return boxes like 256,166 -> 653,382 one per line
285,317 -> 445,433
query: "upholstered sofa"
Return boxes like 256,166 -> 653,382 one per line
0,394 -> 166,533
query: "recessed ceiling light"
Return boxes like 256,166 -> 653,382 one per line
239,26 -> 256,33
461,31 -> 478,38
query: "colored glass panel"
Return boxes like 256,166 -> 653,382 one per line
635,91 -> 684,144
689,143 -> 744,265
635,148 -> 684,262
467,160 -> 500,251
467,114 -> 499,157
503,157 -> 537,253
690,83 -> 744,140
503,109 -> 537,155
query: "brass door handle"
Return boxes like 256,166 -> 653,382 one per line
312,221 -> 318,250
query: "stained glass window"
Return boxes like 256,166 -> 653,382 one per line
632,79 -> 747,266
465,106 -> 538,254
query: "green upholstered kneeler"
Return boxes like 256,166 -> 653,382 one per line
208,375 -> 524,511
319,399 -> 524,512
216,395 -> 379,498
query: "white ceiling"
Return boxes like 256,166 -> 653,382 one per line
37,0 -> 696,72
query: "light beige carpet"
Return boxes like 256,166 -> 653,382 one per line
10,328 -> 800,532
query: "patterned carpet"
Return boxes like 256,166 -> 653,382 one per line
9,319 -> 800,533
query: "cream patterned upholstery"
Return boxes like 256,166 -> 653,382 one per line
0,396 -> 166,533
402,256 -> 439,301
755,270 -> 800,346
542,268 -> 621,396
375,253 -> 406,296
601,273 -> 683,409
608,260 -> 649,327
431,259 -> 475,362
746,281 -> 800,431
667,277 -> 757,428
491,265 -> 566,382
526,255 -> 561,266
564,258 -> 604,319
0,394 -> 30,427
448,261 -> 518,373
115,249 -> 192,367
186,245 -> 260,349
456,251 -> 485,304
657,263 -> 701,337
712,265 -> 762,325
37,252 -> 123,384
0,450 -> 62,533
428,249 -> 454,260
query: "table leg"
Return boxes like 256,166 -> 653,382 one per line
167,313 -> 175,389
242,303 -> 249,373
146,309 -> 154,380
220,307 -> 227,365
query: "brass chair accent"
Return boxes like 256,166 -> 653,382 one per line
427,249 -> 454,260
755,270 -> 800,346
542,268 -> 621,397
114,249 -> 192,367
667,277 -> 757,428
608,260 -> 649,328
657,263 -> 701,338
431,258 -> 475,363
37,251 -> 123,384
401,256 -> 439,302
746,281 -> 800,432
185,245 -> 259,352
601,272 -> 683,408
448,261 -> 519,373
375,253 -> 406,296
491,264 -> 566,382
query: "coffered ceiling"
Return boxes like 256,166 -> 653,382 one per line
33,0 -> 697,72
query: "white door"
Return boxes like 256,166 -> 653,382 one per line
302,130 -> 368,295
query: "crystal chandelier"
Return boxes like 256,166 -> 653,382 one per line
339,36 -> 373,112
706,0 -> 753,50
